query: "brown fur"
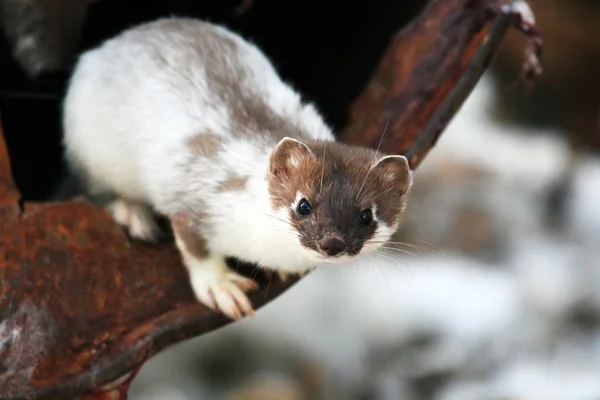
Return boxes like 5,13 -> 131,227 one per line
146,19 -> 306,149
267,139 -> 411,256
202,53 -> 305,142
218,175 -> 248,192
171,212 -> 208,260
187,132 -> 221,157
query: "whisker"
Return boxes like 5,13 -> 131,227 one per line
356,114 -> 392,201
264,266 -> 274,302
374,114 -> 392,158
381,251 -> 415,280
377,249 -> 417,280
251,208 -> 295,228
368,252 -> 412,283
377,246 -> 420,259
369,254 -> 389,280
365,254 -> 376,275
368,239 -> 422,248
368,238 -> 441,256
248,226 -> 295,239
250,264 -> 262,280
391,242 -> 441,257
410,238 -> 444,255
382,237 -> 443,255
370,241 -> 426,253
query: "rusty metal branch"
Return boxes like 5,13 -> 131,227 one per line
339,0 -> 542,168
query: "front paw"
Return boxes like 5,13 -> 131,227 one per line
189,261 -> 259,320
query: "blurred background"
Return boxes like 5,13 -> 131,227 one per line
2,0 -> 600,399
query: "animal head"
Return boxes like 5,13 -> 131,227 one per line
267,137 -> 412,264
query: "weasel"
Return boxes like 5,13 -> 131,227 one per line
62,17 -> 413,320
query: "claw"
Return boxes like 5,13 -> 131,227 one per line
188,262 -> 259,320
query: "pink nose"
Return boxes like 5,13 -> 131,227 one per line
320,238 -> 345,256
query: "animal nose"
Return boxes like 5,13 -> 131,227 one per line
320,238 -> 346,256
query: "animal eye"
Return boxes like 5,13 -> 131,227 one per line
359,209 -> 373,225
297,198 -> 312,216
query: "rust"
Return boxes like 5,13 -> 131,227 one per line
338,0 -> 542,169
0,1 -> 541,399
0,185 -> 298,400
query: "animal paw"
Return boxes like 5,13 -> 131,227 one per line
107,199 -> 161,242
188,259 -> 259,320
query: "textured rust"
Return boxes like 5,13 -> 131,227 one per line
0,1 -> 541,399
0,168 -> 296,400
339,0 -> 542,169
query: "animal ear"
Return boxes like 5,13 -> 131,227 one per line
269,137 -> 315,177
373,155 -> 412,194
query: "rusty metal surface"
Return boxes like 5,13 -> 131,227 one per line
339,0 -> 541,168
0,1 -> 540,399
0,151 -> 298,400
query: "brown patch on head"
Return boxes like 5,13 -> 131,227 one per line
171,211 -> 208,260
217,175 -> 248,192
187,133 -> 221,157
267,137 -> 319,209
267,139 -> 412,257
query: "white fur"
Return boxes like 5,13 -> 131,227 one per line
360,205 -> 394,255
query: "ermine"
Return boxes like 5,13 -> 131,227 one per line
62,17 -> 413,320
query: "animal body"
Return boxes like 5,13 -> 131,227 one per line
62,17 -> 413,320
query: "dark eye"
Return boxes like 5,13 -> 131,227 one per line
359,209 -> 373,225
297,198 -> 312,216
